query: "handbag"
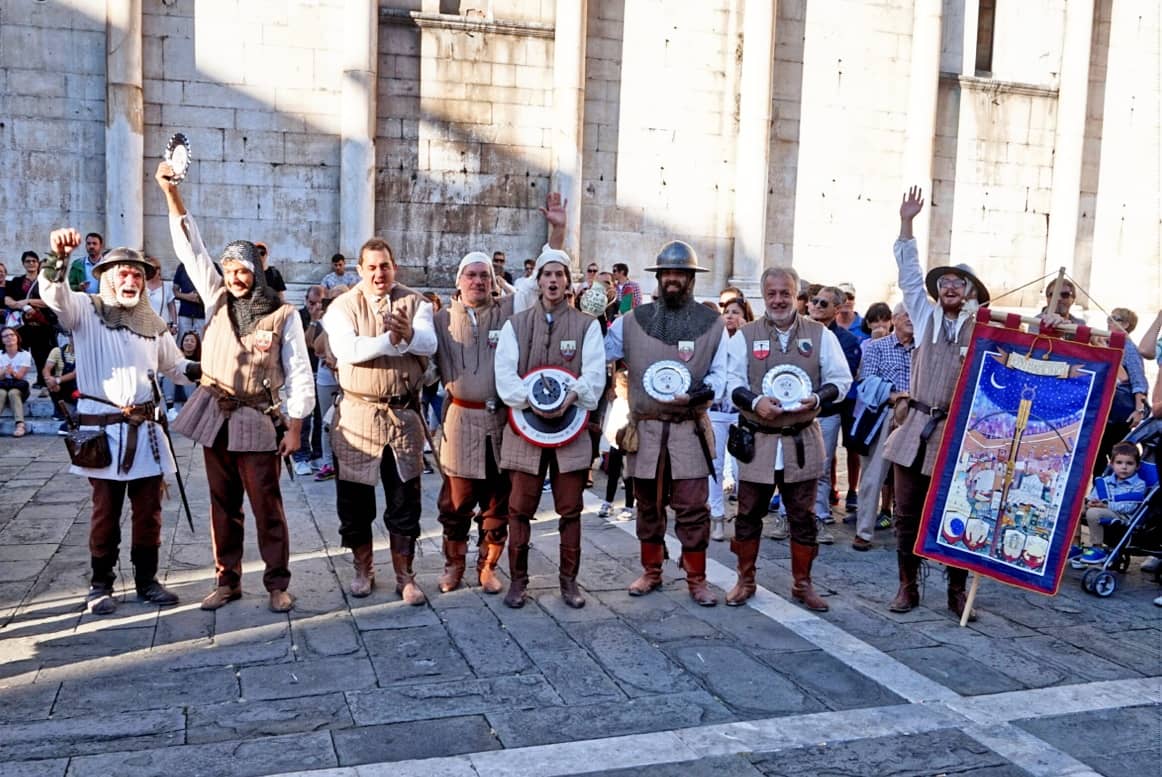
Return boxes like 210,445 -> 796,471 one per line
0,377 -> 30,401
64,427 -> 113,469
726,420 -> 756,463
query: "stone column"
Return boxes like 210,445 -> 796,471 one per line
729,0 -> 776,294
340,0 -> 379,255
551,0 -> 587,261
901,0 -> 942,268
961,0 -> 979,75
105,0 -> 143,250
1089,0 -> 1161,314
1044,0 -> 1094,281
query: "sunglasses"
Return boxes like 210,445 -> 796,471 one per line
809,297 -> 832,308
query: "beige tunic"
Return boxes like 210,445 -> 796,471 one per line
172,303 -> 294,452
434,296 -> 513,478
883,317 -> 973,475
735,316 -> 826,484
331,284 -> 427,486
500,302 -> 594,476
622,310 -> 724,480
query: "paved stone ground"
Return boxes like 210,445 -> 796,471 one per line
0,434 -> 1159,777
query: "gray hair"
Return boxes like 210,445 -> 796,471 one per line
759,265 -> 799,290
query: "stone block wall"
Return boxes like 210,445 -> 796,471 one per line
0,0 -> 106,255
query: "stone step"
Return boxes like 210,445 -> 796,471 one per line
0,396 -> 59,419
0,417 -> 65,436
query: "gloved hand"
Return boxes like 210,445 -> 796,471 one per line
184,362 -> 203,383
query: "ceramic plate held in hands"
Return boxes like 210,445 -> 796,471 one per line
164,132 -> 192,184
643,360 -> 692,402
761,364 -> 812,411
510,367 -> 588,448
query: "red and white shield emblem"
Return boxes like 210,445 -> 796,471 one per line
560,339 -> 577,360
253,330 -> 274,352
752,339 -> 771,360
487,330 -> 501,348
677,340 -> 695,362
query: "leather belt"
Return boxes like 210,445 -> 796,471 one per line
450,396 -> 487,410
744,418 -> 813,469
202,382 -> 270,418
346,390 -> 418,411
78,403 -> 157,473
908,398 -> 948,464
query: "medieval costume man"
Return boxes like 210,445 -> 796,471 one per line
432,252 -> 515,593
603,241 -> 729,606
494,248 -> 605,609
725,266 -> 852,611
40,230 -> 195,615
158,161 -> 315,614
322,238 -> 437,605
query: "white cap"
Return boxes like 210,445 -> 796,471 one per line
534,248 -> 571,276
457,251 -> 492,281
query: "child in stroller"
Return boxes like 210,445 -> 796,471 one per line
1076,419 -> 1162,598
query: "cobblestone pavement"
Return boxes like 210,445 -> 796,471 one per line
0,435 -> 1159,777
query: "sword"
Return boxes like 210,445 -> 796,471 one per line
147,369 -> 195,533
261,378 -> 295,480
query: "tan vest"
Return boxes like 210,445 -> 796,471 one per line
500,301 -> 594,476
622,308 -> 724,480
331,284 -> 427,486
884,316 -> 973,475
172,302 -> 294,452
735,315 -> 826,484
433,296 -> 513,479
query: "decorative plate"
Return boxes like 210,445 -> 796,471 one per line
761,364 -> 812,410
643,360 -> 692,402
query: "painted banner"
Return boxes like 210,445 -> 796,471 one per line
915,310 -> 1125,595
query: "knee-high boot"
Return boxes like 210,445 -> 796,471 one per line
389,533 -> 426,606
504,519 -> 531,608
725,537 -> 759,606
888,550 -> 920,613
790,541 -> 828,611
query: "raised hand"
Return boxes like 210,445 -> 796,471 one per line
900,186 -> 924,222
50,228 -> 82,257
539,192 -> 567,228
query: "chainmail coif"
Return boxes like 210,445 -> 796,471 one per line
220,240 -> 283,337
634,282 -> 719,346
93,261 -> 169,339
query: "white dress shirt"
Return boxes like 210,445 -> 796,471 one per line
495,315 -> 605,412
322,286 -> 437,365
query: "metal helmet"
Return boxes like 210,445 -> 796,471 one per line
91,247 -> 157,280
645,240 -> 708,273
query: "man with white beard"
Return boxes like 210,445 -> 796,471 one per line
40,230 -> 196,615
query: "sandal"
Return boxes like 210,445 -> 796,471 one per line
12,422 -> 26,438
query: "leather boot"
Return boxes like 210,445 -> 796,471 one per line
628,542 -> 665,596
725,537 -> 759,606
350,543 -> 375,598
790,541 -> 828,611
131,546 -> 179,606
947,566 -> 976,621
558,544 -> 585,608
389,533 -> 426,606
888,550 -> 920,613
88,555 -> 117,615
681,551 -> 718,606
504,520 -> 531,608
438,538 -> 468,593
476,542 -> 505,594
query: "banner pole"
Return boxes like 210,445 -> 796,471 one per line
960,573 -> 980,627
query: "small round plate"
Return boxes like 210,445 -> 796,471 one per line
164,132 -> 192,184
643,360 -> 692,402
761,365 -> 812,410
524,367 -> 573,413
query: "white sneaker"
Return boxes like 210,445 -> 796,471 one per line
710,515 -> 726,542
764,514 -> 788,540
293,460 -> 312,477
816,518 -> 835,545
166,407 -> 179,422
617,508 -> 635,521
598,501 -> 612,518
1154,595 -> 1162,607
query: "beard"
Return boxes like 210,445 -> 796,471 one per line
660,281 -> 692,308
114,288 -> 142,308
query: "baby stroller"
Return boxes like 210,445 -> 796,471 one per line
1080,418 -> 1162,597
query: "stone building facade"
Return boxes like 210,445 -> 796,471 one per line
1,0 -> 1157,316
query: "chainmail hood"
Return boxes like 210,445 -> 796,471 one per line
220,240 -> 283,337
634,293 -> 720,346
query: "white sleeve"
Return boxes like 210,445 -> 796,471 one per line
571,319 -> 605,411
170,214 -> 224,314
158,332 -> 193,386
495,320 -> 527,409
512,276 -> 538,314
398,299 -> 437,357
37,270 -> 90,333
818,328 -> 854,398
703,328 -> 731,401
281,313 -> 316,419
894,238 -> 935,345
323,301 -> 394,364
725,332 -> 749,407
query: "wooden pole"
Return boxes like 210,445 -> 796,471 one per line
960,573 -> 980,627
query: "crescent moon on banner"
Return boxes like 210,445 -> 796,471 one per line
989,373 -> 1006,391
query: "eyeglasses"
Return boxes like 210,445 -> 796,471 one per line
1110,315 -> 1127,323
936,277 -> 966,290
586,267 -> 598,273
1054,290 -> 1075,299
809,297 -> 832,308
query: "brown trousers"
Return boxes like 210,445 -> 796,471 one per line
736,475 -> 818,545
632,450 -> 710,552
508,450 -> 585,549
892,462 -> 928,552
437,443 -> 510,545
203,427 -> 291,592
89,475 -> 164,585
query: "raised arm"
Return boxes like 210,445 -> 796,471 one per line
540,192 -> 567,250
38,229 -> 92,331
156,161 -> 224,308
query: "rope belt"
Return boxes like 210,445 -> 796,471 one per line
345,390 -> 419,412
201,382 -> 271,417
